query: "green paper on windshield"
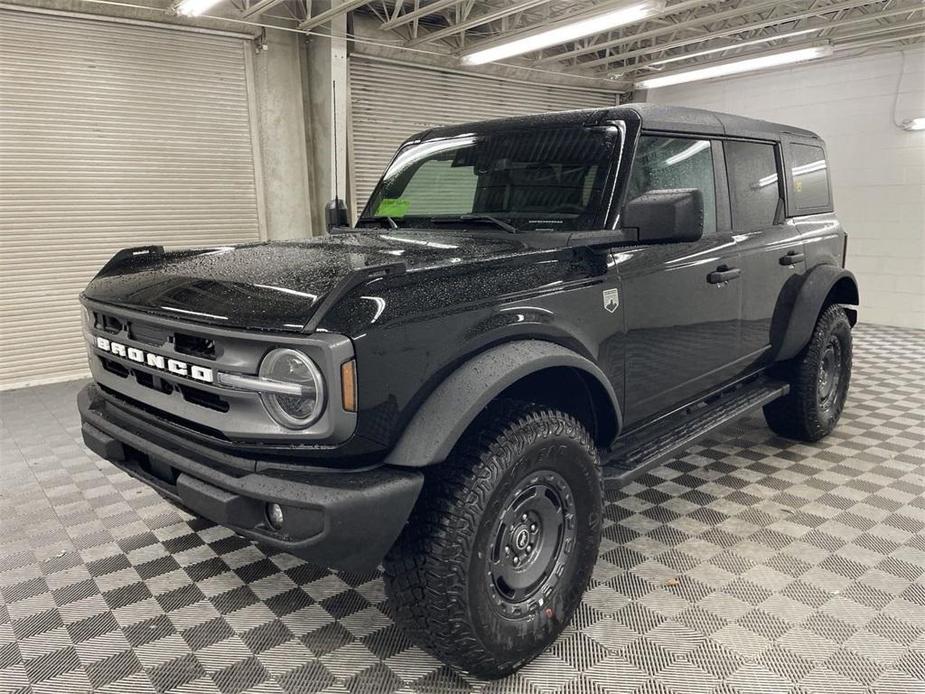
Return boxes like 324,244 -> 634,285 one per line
375,198 -> 410,217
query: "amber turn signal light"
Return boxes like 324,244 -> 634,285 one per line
341,359 -> 357,412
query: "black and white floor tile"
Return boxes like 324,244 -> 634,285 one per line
1,324 -> 923,694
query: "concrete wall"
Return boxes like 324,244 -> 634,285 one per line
645,48 -> 925,330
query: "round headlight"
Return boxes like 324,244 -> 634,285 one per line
258,348 -> 325,429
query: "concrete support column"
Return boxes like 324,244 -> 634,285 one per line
252,28 -> 315,240
305,3 -> 350,232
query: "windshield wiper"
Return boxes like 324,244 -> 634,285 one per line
360,215 -> 399,229
430,214 -> 519,234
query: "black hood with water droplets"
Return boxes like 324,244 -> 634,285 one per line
83,231 -> 543,332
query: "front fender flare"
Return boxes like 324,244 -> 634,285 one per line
383,340 -> 622,468
777,265 -> 859,361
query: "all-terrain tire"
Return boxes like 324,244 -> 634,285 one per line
764,303 -> 852,442
383,399 -> 603,678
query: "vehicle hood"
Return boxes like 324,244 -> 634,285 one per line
83,231 -> 535,331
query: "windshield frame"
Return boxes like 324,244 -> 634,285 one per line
357,123 -> 625,234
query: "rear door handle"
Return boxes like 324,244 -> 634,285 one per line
707,265 -> 741,284
779,250 -> 805,266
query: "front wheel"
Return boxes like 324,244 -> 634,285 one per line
383,400 -> 603,678
764,303 -> 852,442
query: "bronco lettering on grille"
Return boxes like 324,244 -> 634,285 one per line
95,336 -> 214,383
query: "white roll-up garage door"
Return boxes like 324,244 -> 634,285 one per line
348,55 -> 618,217
0,8 -> 264,389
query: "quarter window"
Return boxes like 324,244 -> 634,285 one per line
725,141 -> 781,231
790,143 -> 831,210
625,136 -> 717,235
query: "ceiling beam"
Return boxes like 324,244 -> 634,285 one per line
631,24 -> 922,88
833,18 -> 925,43
834,27 -> 925,50
641,4 -> 920,69
579,0 -> 901,70
626,8 -> 924,74
450,0 -> 711,60
240,0 -> 288,18
534,0 -> 878,65
381,0 -> 463,29
405,0 -> 554,47
299,0 -> 370,30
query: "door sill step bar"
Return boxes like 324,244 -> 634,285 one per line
603,379 -> 789,486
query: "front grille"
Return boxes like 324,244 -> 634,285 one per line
99,384 -> 231,441
100,356 -> 129,378
97,311 -> 217,360
131,366 -> 176,396
84,297 -> 354,445
178,384 -> 229,412
130,320 -> 170,347
175,332 -> 216,360
99,353 -> 232,411
96,313 -> 125,334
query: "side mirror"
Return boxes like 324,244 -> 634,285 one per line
621,188 -> 704,243
325,198 -> 349,232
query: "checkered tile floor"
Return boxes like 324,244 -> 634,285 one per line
1,324 -> 923,694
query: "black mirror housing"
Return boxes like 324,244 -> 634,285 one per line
621,188 -> 704,243
325,198 -> 349,232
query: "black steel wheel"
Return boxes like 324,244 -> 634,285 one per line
817,334 -> 845,418
383,400 -> 602,679
486,471 -> 577,613
764,303 -> 852,442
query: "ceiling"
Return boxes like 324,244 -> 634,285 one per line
247,0 -> 923,88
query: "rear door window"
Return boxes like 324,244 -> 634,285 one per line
724,141 -> 781,231
626,136 -> 717,235
789,143 -> 831,210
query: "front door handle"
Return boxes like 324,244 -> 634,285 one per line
780,250 -> 805,266
707,265 -> 741,284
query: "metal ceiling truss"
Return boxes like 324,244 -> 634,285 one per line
252,0 -> 922,80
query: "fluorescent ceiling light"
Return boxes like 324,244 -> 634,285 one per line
461,1 -> 664,66
902,117 -> 925,131
636,44 -> 834,90
647,28 -> 818,67
174,0 -> 222,16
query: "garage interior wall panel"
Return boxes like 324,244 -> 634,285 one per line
349,57 -> 618,217
0,9 -> 263,389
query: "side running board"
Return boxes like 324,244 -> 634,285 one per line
603,379 -> 789,486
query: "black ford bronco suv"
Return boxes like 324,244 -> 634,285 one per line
78,104 -> 858,678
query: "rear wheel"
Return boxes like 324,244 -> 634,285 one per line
764,303 -> 852,441
383,400 -> 603,678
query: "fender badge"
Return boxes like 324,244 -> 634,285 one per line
603,288 -> 619,313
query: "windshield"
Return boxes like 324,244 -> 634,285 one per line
359,126 -> 620,232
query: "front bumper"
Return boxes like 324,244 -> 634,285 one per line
78,384 -> 423,570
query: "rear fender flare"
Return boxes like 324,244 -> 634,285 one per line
777,265 -> 859,361
383,340 -> 622,468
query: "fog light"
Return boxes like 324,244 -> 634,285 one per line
266,503 -> 284,530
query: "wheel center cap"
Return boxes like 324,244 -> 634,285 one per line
513,527 -> 530,550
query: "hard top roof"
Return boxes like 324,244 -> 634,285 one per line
413,103 -> 821,143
